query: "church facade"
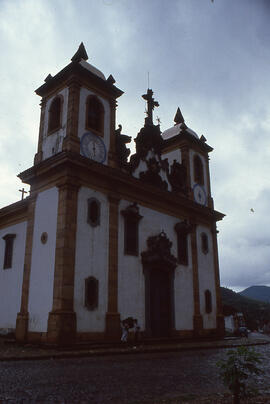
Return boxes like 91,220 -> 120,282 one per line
0,44 -> 224,345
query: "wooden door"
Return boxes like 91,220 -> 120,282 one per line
149,269 -> 171,337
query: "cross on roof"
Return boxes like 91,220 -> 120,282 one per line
142,88 -> 159,125
19,188 -> 28,200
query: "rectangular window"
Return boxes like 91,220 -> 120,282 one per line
124,218 -> 138,256
3,234 -> 16,269
177,233 -> 188,265
121,203 -> 142,257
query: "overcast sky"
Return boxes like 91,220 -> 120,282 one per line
1,0 -> 270,292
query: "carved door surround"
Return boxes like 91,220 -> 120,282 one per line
141,231 -> 177,338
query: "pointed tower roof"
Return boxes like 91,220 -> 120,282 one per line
71,42 -> 88,62
35,43 -> 123,99
174,107 -> 185,125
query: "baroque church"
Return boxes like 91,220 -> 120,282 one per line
0,43 -> 225,345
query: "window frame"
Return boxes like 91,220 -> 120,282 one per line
84,276 -> 99,310
201,232 -> 209,254
121,203 -> 143,256
193,154 -> 204,185
48,95 -> 63,135
174,221 -> 191,266
85,95 -> 104,136
205,289 -> 212,314
2,234 -> 16,269
87,198 -> 101,227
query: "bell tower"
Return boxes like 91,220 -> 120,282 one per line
34,43 -> 123,167
162,107 -> 214,209
16,44 -> 124,345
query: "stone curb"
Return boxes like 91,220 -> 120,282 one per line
0,338 -> 269,362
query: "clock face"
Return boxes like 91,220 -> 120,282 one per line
193,184 -> 207,206
80,132 -> 106,163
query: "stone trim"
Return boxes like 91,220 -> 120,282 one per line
77,332 -> 105,342
211,223 -> 225,336
205,154 -> 214,209
47,181 -> 80,345
19,153 -> 224,227
15,195 -> 37,343
106,193 -> 121,339
108,99 -> 117,168
0,199 -> 28,230
190,222 -> 203,336
34,98 -> 46,165
62,80 -> 81,154
35,62 -> 123,100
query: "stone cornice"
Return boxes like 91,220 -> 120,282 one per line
18,152 -> 225,224
35,62 -> 123,99
162,131 -> 213,154
0,198 -> 29,229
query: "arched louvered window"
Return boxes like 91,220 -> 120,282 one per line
194,155 -> 204,185
201,232 -> 209,254
85,96 -> 104,135
48,96 -> 62,133
87,198 -> 101,227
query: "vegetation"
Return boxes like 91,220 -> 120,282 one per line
221,287 -> 270,330
217,346 -> 263,404
239,286 -> 270,304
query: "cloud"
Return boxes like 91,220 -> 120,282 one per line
0,0 -> 270,292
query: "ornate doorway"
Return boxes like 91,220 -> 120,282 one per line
142,232 -> 177,338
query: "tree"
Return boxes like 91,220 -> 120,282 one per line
217,346 -> 263,404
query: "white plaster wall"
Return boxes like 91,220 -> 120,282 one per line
42,88 -> 68,160
0,221 -> 27,330
28,187 -> 58,332
74,187 -> 109,332
77,88 -> 110,165
196,225 -> 217,329
189,150 -> 209,204
224,315 -> 235,333
118,201 -> 194,331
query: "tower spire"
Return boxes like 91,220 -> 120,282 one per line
71,42 -> 88,62
174,107 -> 185,125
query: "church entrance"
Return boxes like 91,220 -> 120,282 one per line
141,231 -> 178,338
149,268 -> 172,337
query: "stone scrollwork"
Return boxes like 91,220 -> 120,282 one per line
115,124 -> 132,169
168,159 -> 188,194
139,157 -> 168,191
141,231 -> 177,271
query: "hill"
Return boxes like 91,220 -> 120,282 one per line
220,286 -> 270,330
239,285 -> 270,303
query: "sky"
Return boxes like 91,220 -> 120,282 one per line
0,0 -> 270,292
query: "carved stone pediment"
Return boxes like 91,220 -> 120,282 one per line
141,231 -> 177,271
120,202 -> 143,222
174,220 -> 192,235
